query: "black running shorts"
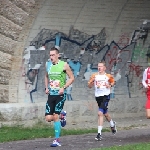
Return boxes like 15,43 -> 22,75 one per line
45,94 -> 66,116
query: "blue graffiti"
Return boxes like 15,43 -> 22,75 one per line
84,64 -> 98,80
55,33 -> 61,48
67,60 -> 81,78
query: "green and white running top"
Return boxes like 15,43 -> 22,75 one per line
46,60 -> 66,95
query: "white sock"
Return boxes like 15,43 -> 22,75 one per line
98,126 -> 102,135
110,119 -> 114,127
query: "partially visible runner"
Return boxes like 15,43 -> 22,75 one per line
88,61 -> 117,141
45,47 -> 74,147
142,67 -> 150,119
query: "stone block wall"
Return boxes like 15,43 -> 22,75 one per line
0,0 -> 44,103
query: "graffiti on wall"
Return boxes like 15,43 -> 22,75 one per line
132,45 -> 147,61
21,25 -> 149,103
117,33 -> 130,48
147,46 -> 150,65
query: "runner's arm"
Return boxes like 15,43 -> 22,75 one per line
108,75 -> 115,87
64,63 -> 74,88
88,74 -> 95,88
142,69 -> 148,88
45,63 -> 49,89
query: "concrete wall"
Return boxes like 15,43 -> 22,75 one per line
0,97 -> 146,128
0,0 -> 150,127
21,0 -> 150,103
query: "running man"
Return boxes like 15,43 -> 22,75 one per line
142,67 -> 150,119
88,61 -> 117,141
45,47 -> 74,147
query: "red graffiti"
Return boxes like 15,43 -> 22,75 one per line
117,33 -> 130,48
105,45 -> 131,72
128,63 -> 143,77
138,75 -> 146,95
105,46 -> 122,71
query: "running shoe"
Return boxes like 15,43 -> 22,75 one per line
60,110 -> 67,127
50,139 -> 61,147
110,121 -> 117,134
95,133 -> 102,141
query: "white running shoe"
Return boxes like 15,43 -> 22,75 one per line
50,140 -> 61,147
110,121 -> 117,134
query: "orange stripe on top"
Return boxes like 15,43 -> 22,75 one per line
105,74 -> 115,85
88,73 -> 98,85
88,73 -> 115,85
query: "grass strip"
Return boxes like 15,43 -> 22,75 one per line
0,125 -> 109,143
90,142 -> 150,150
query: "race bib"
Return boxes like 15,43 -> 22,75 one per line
95,80 -> 107,89
49,80 -> 60,90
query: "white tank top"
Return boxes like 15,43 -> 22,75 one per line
88,72 -> 114,97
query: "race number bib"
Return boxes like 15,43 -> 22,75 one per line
49,80 -> 60,90
95,80 -> 106,89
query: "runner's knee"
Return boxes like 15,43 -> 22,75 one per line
45,115 -> 53,122
104,113 -> 108,118
146,116 -> 150,119
98,111 -> 103,116
53,113 -> 59,121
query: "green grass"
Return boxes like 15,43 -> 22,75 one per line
90,143 -> 150,150
0,124 -> 109,143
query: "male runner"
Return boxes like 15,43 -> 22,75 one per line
45,47 -> 74,147
88,61 -> 117,141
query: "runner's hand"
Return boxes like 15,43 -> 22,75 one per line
88,75 -> 95,88
45,88 -> 49,94
59,88 -> 64,95
89,76 -> 95,84
106,84 -> 111,88
145,84 -> 150,88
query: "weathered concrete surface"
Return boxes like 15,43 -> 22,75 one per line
0,88 -> 9,103
0,98 -> 147,128
0,126 -> 150,150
